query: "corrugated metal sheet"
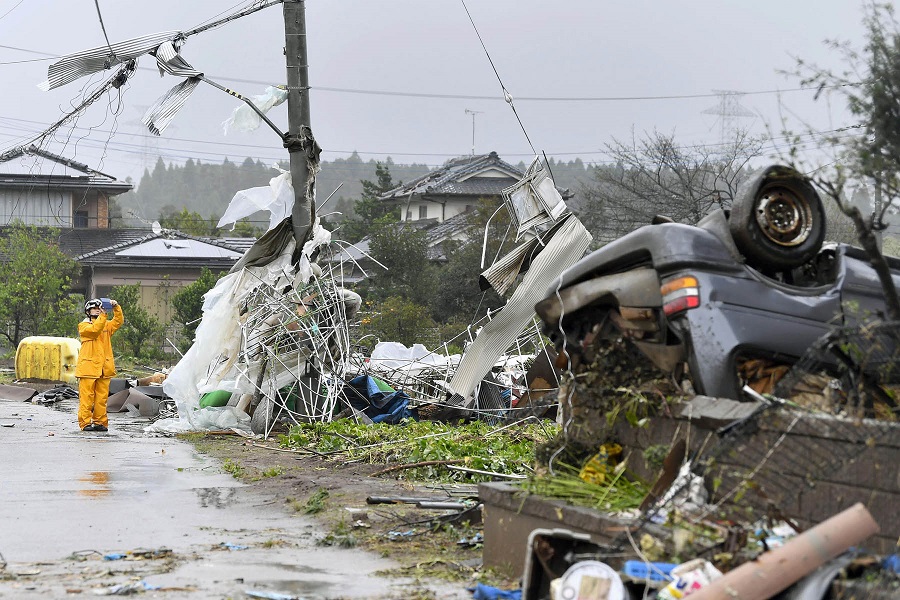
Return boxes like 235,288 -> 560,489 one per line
40,31 -> 179,91
479,235 -> 541,296
449,214 -> 592,398
142,78 -> 201,136
153,41 -> 202,77
141,41 -> 203,136
0,190 -> 72,226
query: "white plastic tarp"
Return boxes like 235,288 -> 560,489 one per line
368,342 -> 459,378
222,86 -> 288,134
217,169 -> 293,232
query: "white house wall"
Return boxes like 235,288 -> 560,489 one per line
406,199 -> 474,223
0,189 -> 72,226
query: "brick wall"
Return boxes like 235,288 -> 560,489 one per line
96,193 -> 109,228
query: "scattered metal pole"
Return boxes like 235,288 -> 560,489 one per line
283,0 -> 314,251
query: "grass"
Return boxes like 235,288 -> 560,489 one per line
222,458 -> 244,478
519,461 -> 648,513
280,418 -> 556,482
317,518 -> 357,548
303,488 -> 329,514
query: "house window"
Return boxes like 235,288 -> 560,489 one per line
74,211 -> 89,228
418,205 -> 428,220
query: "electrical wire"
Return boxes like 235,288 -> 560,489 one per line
0,0 -> 24,22
0,44 -> 856,102
92,0 -> 116,60
459,0 -> 535,155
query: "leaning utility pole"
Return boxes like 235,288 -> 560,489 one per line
283,0 -> 315,253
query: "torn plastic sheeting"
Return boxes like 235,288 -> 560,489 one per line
156,219 -> 337,433
222,85 -> 288,134
218,170 -> 293,232
343,375 -> 418,424
39,31 -> 179,91
144,406 -> 251,435
158,241 -> 298,423
368,342 -> 459,376
449,214 -> 592,399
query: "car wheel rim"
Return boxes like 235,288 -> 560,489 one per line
753,186 -> 812,247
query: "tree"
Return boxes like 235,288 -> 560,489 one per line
430,200 -> 509,324
171,267 -> 226,350
785,1 -> 900,319
160,207 -> 214,236
0,224 -> 80,347
110,283 -> 166,360
358,296 -> 439,349
367,218 -> 436,306
578,129 -> 763,245
341,162 -> 399,242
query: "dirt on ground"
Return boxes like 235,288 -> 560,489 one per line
183,429 -> 505,592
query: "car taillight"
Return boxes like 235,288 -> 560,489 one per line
661,276 -> 700,316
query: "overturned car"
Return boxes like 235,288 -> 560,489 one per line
536,165 -> 900,400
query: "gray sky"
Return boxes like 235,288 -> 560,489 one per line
0,1 -> 871,184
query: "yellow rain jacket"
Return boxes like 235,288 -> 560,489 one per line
75,305 -> 124,379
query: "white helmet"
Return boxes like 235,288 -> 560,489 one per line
84,298 -> 103,315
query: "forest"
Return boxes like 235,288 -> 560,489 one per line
112,152 -> 597,238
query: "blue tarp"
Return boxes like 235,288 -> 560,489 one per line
343,375 -> 418,424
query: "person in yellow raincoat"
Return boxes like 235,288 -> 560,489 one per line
75,298 -> 124,432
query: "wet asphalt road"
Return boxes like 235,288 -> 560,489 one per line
0,396 -> 455,599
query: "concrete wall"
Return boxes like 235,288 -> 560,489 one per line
613,400 -> 900,554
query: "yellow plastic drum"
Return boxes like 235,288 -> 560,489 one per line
15,336 -> 81,386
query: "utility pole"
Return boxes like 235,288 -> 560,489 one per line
283,0 -> 315,252
465,109 -> 483,155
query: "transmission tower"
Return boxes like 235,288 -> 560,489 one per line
701,90 -> 755,142
125,105 -> 175,174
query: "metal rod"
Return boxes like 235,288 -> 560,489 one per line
198,76 -> 284,137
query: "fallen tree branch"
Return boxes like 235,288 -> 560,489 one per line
249,442 -> 326,457
370,459 -> 466,477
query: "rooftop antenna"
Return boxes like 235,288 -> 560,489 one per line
465,108 -> 483,155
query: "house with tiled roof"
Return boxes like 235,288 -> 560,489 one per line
379,151 -> 524,224
0,145 -> 132,228
0,226 -> 247,322
66,229 -> 245,322
331,152 -> 576,286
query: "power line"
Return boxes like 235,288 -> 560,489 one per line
0,43 -> 856,102
0,114 -> 864,163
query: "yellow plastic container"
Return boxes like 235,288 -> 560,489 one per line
15,336 -> 81,386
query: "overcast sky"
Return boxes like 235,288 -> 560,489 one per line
0,0 -> 872,184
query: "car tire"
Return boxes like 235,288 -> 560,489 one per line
729,165 -> 826,270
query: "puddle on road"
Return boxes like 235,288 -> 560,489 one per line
78,471 -> 111,498
150,549 -> 404,599
196,486 -> 238,508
